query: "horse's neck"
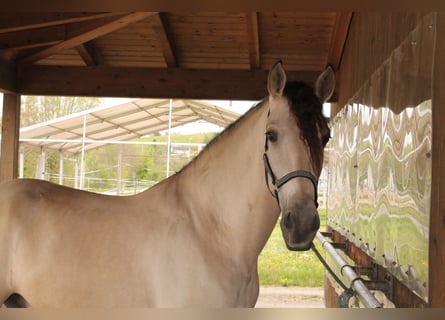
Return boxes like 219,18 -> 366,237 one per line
173,102 -> 280,264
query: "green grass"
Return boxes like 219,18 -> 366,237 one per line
257,209 -> 326,287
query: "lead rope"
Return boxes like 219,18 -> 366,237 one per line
311,244 -> 354,307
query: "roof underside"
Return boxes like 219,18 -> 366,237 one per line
0,12 -> 352,101
19,99 -> 241,154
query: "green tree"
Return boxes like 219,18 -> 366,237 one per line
21,96 -> 101,126
20,96 -> 102,182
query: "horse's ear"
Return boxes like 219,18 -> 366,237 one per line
315,65 -> 335,102
268,60 -> 286,98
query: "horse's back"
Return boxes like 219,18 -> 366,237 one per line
0,179 -> 158,306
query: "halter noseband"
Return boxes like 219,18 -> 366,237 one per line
263,133 -> 319,208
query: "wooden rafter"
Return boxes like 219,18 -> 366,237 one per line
20,12 -> 156,65
151,13 -> 177,68
327,12 -> 352,70
0,25 -> 65,51
0,13 -> 125,34
76,42 -> 100,66
245,12 -> 260,69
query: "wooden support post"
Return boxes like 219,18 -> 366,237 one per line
429,12 -> 445,307
117,146 -> 123,195
0,93 -> 20,182
59,153 -> 64,185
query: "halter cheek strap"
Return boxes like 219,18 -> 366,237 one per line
263,153 -> 278,198
263,151 -> 319,208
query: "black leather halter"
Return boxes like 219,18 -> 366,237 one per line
263,134 -> 319,208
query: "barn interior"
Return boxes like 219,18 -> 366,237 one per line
0,11 -> 444,307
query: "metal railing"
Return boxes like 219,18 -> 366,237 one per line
313,231 -> 383,308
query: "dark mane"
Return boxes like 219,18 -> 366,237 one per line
283,81 -> 330,171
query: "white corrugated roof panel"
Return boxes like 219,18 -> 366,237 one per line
20,99 -> 241,154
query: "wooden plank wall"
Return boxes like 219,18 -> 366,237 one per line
332,12 -> 425,116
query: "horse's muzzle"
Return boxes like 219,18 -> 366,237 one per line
280,207 -> 320,251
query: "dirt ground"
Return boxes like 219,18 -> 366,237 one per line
255,286 -> 325,308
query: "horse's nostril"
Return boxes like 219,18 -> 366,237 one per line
283,212 -> 293,229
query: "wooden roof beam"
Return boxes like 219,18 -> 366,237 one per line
245,12 -> 260,69
151,13 -> 177,68
327,12 -> 353,70
76,42 -> 101,66
0,13 -> 125,34
20,12 -> 157,65
17,65 -> 321,100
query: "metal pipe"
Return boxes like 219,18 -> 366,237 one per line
59,153 -> 64,185
19,145 -> 24,178
20,138 -> 205,147
79,114 -> 87,190
314,232 -> 382,308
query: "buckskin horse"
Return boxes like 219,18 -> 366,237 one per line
0,61 -> 334,307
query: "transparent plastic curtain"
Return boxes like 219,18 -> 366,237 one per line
327,13 -> 435,301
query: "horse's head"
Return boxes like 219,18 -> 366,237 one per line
264,61 -> 334,251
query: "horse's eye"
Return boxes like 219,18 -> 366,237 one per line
322,134 -> 330,147
266,130 -> 278,143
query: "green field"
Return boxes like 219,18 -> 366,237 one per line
258,209 -> 326,287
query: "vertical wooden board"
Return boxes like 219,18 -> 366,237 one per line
0,93 -> 20,182
429,12 -> 445,307
336,13 -> 425,111
324,276 -> 338,308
